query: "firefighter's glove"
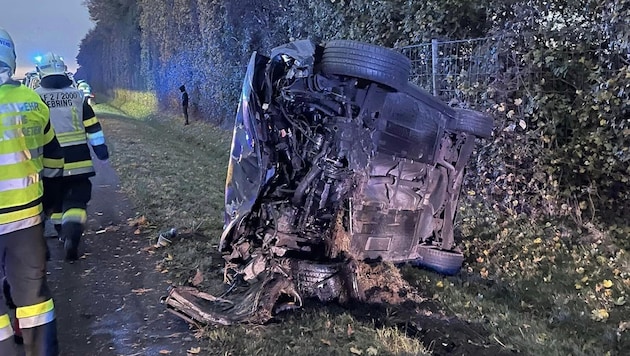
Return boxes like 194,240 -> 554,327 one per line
93,144 -> 110,161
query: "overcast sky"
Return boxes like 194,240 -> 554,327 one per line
0,0 -> 94,77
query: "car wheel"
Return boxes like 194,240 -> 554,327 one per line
321,40 -> 411,91
447,109 -> 493,138
413,245 -> 464,276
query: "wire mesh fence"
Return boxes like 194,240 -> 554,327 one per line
400,36 -> 503,107
399,34 -> 627,111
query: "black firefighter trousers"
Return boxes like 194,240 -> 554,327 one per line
0,224 -> 59,356
50,178 -> 92,260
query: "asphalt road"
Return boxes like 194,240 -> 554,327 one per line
45,157 -> 200,356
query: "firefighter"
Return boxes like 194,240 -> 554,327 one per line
76,80 -> 93,105
0,27 -> 62,356
35,52 -> 109,261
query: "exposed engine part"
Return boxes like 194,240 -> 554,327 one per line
165,39 -> 492,326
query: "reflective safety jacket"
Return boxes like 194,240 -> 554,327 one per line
36,85 -> 105,177
0,81 -> 64,235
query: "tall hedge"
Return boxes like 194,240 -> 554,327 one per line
77,0 -> 629,224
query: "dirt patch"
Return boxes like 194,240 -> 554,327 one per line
357,262 -> 425,305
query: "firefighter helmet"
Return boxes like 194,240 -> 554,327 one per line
38,52 -> 67,78
0,28 -> 16,75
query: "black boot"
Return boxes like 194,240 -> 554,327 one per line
61,222 -> 83,261
55,224 -> 63,242
43,218 -> 58,239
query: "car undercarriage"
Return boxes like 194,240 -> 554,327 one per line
163,39 -> 492,325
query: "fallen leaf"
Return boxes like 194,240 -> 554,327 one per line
350,347 -> 363,355
366,346 -> 378,356
128,215 -> 148,227
602,280 -> 613,288
591,309 -> 609,321
192,269 -> 204,286
436,280 -> 444,288
187,347 -> 201,354
347,324 -> 354,336
134,228 -> 141,235
159,351 -> 172,355
320,339 -> 331,346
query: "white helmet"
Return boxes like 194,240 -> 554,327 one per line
0,28 -> 16,75
38,52 -> 67,78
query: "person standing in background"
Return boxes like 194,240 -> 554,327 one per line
179,85 -> 189,125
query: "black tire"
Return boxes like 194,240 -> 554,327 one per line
321,40 -> 411,91
447,109 -> 494,138
414,245 -> 464,276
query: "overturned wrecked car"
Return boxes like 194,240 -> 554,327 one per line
164,39 -> 492,326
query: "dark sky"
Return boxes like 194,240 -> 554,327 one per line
0,0 -> 94,76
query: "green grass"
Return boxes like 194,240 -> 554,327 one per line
403,203 -> 630,355
107,89 -> 159,119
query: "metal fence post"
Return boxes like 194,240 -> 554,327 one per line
431,39 -> 438,96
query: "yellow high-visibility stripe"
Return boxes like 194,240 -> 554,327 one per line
0,183 -> 42,210
83,117 -> 98,127
43,157 -> 64,169
56,131 -> 87,145
0,314 -> 9,328
62,208 -> 87,224
17,299 -> 55,329
0,163 -> 43,183
64,160 -> 93,171
0,179 -> 42,203
43,123 -> 55,145
50,212 -> 63,225
0,314 -> 12,341
16,299 -> 54,319
0,204 -> 42,225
